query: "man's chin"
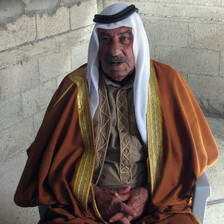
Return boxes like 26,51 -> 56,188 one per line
112,76 -> 126,82
108,73 -> 130,82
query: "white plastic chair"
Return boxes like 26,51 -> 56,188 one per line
192,173 -> 210,223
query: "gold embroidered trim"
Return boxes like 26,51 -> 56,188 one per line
94,77 -> 111,184
117,89 -> 132,184
53,82 -> 74,108
147,60 -> 163,195
68,67 -> 96,210
191,213 -> 202,224
91,185 -> 108,224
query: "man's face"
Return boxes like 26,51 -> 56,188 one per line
98,26 -> 135,82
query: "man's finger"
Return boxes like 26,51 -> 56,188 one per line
109,212 -> 132,224
116,186 -> 131,194
118,202 -> 136,217
109,212 -> 124,223
119,217 -> 131,224
114,192 -> 130,201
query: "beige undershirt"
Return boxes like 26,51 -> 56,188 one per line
93,73 -> 148,188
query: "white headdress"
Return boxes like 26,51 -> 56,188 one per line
87,3 -> 150,144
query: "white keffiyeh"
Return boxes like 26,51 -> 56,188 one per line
87,3 -> 150,144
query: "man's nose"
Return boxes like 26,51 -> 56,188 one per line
108,40 -> 122,56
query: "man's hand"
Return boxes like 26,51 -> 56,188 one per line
109,187 -> 149,223
90,185 -> 136,222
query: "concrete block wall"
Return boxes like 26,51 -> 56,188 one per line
99,0 -> 224,118
0,0 -> 96,223
0,0 -> 223,223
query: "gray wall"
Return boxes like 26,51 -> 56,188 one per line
0,0 -> 223,223
0,0 -> 96,223
99,0 -> 224,117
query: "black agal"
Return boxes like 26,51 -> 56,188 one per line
93,4 -> 138,24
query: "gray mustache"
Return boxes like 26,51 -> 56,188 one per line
104,55 -> 128,63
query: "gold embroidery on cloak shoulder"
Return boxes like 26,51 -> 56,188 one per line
147,60 -> 163,195
53,83 -> 75,108
68,65 -> 96,210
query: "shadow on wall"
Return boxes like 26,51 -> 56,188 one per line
0,0 -> 82,25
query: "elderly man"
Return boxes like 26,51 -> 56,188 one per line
14,3 -> 218,224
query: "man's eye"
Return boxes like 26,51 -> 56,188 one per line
120,36 -> 131,43
101,37 -> 111,43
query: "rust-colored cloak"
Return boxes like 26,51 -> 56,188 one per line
14,61 -> 218,224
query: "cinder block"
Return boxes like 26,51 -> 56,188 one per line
204,202 -> 224,224
171,47 -> 219,75
143,20 -> 188,47
221,52 -> 224,77
57,74 -> 67,87
153,0 -> 221,6
0,117 -> 34,163
71,42 -> 88,70
209,100 -> 224,116
206,117 -> 224,139
0,153 -> 39,223
0,95 -> 23,132
0,15 -> 36,52
94,0 -> 224,21
0,24 -> 93,69
188,74 -> 224,101
22,79 -> 57,118
101,0 -> 123,8
33,109 -> 46,135
141,2 -> 224,22
199,98 -> 224,116
70,0 -> 97,30
0,0 -> 24,24
63,0 -> 82,7
26,0 -> 59,13
37,6 -> 70,39
152,45 -> 190,81
96,0 -> 104,13
152,44 -> 188,80
0,59 -> 39,100
149,42 -> 156,59
152,45 -> 173,66
39,51 -> 71,82
189,23 -> 224,51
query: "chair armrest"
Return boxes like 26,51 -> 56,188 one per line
192,173 -> 210,224
38,205 -> 48,219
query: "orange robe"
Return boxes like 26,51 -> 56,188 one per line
14,60 -> 218,224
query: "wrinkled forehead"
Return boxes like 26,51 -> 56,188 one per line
97,26 -> 133,36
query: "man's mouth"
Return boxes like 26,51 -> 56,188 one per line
110,62 -> 123,65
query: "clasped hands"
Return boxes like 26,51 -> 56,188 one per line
90,185 -> 149,224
